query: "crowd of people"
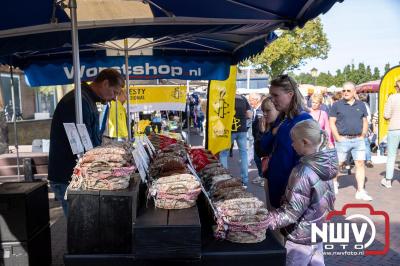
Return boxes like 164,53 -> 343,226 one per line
47,68 -> 399,265
217,75 -> 400,265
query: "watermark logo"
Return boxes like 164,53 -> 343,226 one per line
311,204 -> 390,256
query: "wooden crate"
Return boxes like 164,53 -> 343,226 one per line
67,175 -> 140,254
0,225 -> 51,266
0,181 -> 49,242
134,203 -> 201,260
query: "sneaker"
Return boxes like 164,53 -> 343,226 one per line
252,176 -> 263,184
366,161 -> 374,168
355,190 -> 373,201
259,180 -> 265,187
333,181 -> 339,195
381,178 -> 392,188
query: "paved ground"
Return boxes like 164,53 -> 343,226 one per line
48,132 -> 400,265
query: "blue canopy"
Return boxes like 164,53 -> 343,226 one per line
0,0 -> 342,66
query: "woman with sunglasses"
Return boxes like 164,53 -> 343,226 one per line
261,75 -> 312,210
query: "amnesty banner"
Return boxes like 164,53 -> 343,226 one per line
207,66 -> 237,155
129,85 -> 186,112
378,65 -> 400,142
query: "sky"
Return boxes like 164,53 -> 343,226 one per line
296,0 -> 400,75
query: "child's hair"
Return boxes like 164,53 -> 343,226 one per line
290,119 -> 328,151
260,96 -> 274,112
260,96 -> 278,131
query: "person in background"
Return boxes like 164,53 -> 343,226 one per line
382,80 -> 400,188
261,75 -> 312,209
266,119 -> 337,266
310,93 -> 334,147
305,88 -> 314,108
320,87 -> 332,111
48,69 -> 124,216
358,93 -> 373,168
219,94 -> 252,188
195,100 -> 205,136
248,93 -> 262,168
107,88 -> 128,139
329,82 -> 372,201
151,111 -> 162,133
331,91 -> 342,104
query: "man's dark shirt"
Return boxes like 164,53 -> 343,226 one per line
48,83 -> 102,184
329,99 -> 367,135
232,95 -> 251,132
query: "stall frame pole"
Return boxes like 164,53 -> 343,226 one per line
186,80 -> 190,145
69,0 -> 83,125
124,39 -> 132,140
9,65 -> 21,179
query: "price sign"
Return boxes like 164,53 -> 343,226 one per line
63,123 -> 84,155
76,124 -> 93,151
132,150 -> 146,182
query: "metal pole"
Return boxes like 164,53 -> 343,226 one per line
9,66 -> 20,179
124,39 -> 132,140
205,80 -> 210,150
179,111 -> 183,133
115,98 -> 119,138
69,0 -> 83,124
186,80 -> 190,145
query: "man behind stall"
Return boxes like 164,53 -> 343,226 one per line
48,69 -> 124,216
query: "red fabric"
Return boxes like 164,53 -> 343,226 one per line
261,156 -> 269,175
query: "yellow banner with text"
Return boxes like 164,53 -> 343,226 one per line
129,85 -> 187,112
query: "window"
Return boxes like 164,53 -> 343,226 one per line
0,74 -> 21,121
35,86 -> 58,116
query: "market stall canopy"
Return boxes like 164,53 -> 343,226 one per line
356,80 -> 381,93
1,0 -> 343,66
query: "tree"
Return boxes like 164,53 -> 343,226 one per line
248,18 -> 330,78
365,65 -> 373,81
384,63 -> 391,76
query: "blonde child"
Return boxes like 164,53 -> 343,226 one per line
265,119 -> 338,266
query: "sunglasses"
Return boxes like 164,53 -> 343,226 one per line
342,89 -> 352,93
277,74 -> 296,90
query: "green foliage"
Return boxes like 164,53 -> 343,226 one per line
293,62 -> 389,87
384,63 -> 391,73
372,67 -> 380,80
248,18 -> 330,78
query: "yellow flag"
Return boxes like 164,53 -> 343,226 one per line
108,100 -> 128,138
207,66 -> 237,155
378,65 -> 400,142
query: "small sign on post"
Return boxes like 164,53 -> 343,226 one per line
63,123 -> 84,155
